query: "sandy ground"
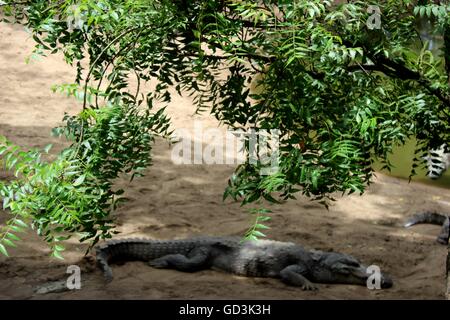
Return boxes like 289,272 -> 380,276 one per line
1,22 -> 449,300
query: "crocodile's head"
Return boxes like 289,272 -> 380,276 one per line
309,250 -> 393,289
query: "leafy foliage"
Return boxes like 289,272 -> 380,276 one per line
0,102 -> 170,256
244,208 -> 272,241
1,0 -> 450,251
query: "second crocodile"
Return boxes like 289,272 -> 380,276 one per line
405,212 -> 450,245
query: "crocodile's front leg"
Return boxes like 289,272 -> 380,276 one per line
148,246 -> 211,272
437,216 -> 450,244
279,265 -> 318,291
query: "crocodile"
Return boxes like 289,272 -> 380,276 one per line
96,236 -> 393,290
404,212 -> 450,245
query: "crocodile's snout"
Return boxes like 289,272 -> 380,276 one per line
352,267 -> 393,289
380,273 -> 393,288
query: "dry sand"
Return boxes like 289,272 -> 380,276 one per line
0,22 -> 449,300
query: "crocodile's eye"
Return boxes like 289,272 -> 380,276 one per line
339,256 -> 360,267
345,260 -> 360,267
331,262 -> 351,274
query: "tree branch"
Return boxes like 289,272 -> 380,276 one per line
345,40 -> 450,108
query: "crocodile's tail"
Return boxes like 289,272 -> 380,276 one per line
404,212 -> 447,227
405,212 -> 449,245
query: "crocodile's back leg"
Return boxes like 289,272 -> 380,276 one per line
437,216 -> 450,244
148,246 -> 211,272
96,249 -> 114,282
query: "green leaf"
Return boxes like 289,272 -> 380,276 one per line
257,216 -> 271,222
54,244 -> 65,251
245,235 -> 258,241
0,243 -> 9,256
73,174 -> 86,186
13,219 -> 28,228
252,230 -> 266,238
9,225 -> 24,233
52,250 -> 64,260
255,223 -> 270,230
419,6 -> 426,17
43,144 -> 52,153
3,238 -> 16,247
6,233 -> 21,241
432,6 -> 439,17
3,197 -> 10,209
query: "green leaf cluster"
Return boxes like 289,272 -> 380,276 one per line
1,0 -> 449,252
